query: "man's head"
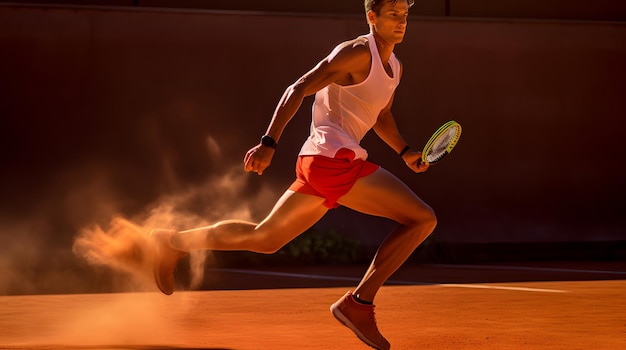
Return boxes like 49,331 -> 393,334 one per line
364,0 -> 414,15
365,0 -> 412,44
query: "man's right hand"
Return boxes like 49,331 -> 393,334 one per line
244,144 -> 275,175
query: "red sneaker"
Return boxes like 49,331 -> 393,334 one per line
150,229 -> 187,295
330,291 -> 390,350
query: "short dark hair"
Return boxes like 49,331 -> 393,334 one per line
364,0 -> 415,15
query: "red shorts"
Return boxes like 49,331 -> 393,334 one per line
289,148 -> 380,209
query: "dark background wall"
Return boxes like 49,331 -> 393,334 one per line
3,0 -> 626,21
1,3 -> 625,293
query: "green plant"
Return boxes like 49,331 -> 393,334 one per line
279,229 -> 361,264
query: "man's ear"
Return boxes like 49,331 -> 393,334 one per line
367,10 -> 377,26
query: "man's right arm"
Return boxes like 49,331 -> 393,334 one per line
244,41 -> 370,175
264,41 -> 370,142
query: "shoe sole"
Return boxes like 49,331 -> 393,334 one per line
153,263 -> 173,295
331,304 -> 387,350
150,231 -> 175,295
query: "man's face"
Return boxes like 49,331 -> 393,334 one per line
370,0 -> 410,44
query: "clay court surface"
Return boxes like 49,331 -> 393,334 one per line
1,262 -> 625,350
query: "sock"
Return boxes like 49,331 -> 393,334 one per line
352,294 -> 373,305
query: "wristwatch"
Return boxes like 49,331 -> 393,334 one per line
261,135 -> 277,149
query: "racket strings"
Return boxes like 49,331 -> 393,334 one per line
426,127 -> 457,162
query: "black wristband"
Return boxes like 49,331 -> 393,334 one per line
399,145 -> 411,157
261,135 -> 277,149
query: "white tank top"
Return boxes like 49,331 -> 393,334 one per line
298,33 -> 401,161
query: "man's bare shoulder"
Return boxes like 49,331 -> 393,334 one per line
316,36 -> 372,86
331,36 -> 371,61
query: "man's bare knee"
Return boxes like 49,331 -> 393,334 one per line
247,228 -> 289,254
405,210 -> 437,243
422,211 -> 438,233
253,238 -> 286,254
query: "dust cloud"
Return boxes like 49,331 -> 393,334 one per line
0,129 -> 282,295
1,137 -> 282,347
72,162 -> 279,293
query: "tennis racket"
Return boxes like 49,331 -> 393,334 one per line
418,120 -> 462,166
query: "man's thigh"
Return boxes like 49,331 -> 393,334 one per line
337,168 -> 434,224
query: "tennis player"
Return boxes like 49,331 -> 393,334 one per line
152,1 -> 436,348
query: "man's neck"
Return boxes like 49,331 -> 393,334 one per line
371,31 -> 394,63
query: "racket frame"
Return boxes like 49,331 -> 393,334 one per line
420,120 -> 462,166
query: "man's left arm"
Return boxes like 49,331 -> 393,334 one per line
373,99 -> 428,173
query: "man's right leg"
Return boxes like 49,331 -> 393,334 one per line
152,190 -> 328,294
329,168 -> 436,349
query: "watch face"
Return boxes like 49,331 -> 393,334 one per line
262,135 -> 276,148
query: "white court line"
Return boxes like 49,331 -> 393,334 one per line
211,268 -> 569,293
437,283 -> 568,293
